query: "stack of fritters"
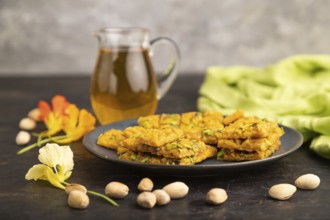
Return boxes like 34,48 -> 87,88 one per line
217,116 -> 284,161
137,111 -> 224,145
97,110 -> 285,164
97,126 -> 217,165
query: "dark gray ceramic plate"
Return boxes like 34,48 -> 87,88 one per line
83,119 -> 303,176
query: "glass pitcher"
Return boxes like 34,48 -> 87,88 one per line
90,27 -> 180,125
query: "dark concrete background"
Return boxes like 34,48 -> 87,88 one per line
1,0 -> 330,75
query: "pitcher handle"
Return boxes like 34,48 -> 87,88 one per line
150,37 -> 180,100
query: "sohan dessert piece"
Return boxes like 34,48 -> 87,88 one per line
217,139 -> 281,161
217,129 -> 284,152
137,115 -> 160,128
223,109 -> 244,125
160,113 -> 181,127
217,116 -> 284,161
97,129 -> 125,150
137,111 -> 225,145
220,116 -> 282,139
178,112 -> 202,141
117,143 -> 217,165
122,138 -> 216,159
137,113 -> 181,129
123,126 -> 185,147
200,111 -> 224,144
180,112 -> 203,127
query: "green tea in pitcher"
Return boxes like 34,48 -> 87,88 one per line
90,47 -> 158,125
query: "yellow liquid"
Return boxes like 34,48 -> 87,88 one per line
90,47 -> 158,125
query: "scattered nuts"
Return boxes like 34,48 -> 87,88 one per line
105,181 -> 129,199
137,192 -> 156,209
67,190 -> 89,209
163,181 -> 189,199
268,183 -> 297,200
153,189 -> 171,206
65,183 -> 87,194
138,178 -> 154,192
206,188 -> 228,205
295,174 -> 321,190
19,117 -> 36,130
15,131 -> 31,145
28,108 -> 41,121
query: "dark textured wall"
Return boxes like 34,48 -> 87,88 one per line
1,0 -> 330,75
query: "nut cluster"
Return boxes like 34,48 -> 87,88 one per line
268,173 -> 321,201
136,180 -> 189,209
16,108 -> 41,145
65,183 -> 89,209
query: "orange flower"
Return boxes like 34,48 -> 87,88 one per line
17,96 -> 96,155
38,95 -> 70,136
55,104 -> 96,144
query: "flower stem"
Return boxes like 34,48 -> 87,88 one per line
37,131 -> 48,147
17,135 -> 67,155
87,190 -> 119,207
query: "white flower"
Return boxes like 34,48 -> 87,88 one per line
25,143 -> 74,189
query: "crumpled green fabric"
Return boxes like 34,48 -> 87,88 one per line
198,54 -> 330,159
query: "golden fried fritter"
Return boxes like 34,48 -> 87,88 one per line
137,111 -> 225,144
180,112 -> 203,127
117,144 -> 217,165
217,140 -> 281,161
97,129 -> 125,150
217,113 -> 284,161
123,126 -> 184,147
220,116 -> 282,139
97,110 -> 285,164
201,111 -> 224,144
160,114 -> 181,127
122,139 -> 214,159
137,113 -> 181,128
217,131 -> 283,152
137,115 -> 160,128
223,109 -> 244,125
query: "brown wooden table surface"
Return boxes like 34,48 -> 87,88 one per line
0,75 -> 329,220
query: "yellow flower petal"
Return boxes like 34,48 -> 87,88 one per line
79,109 -> 96,128
54,137 -> 74,144
61,146 -> 74,173
44,167 -> 67,189
56,107 -> 96,144
38,143 -> 74,173
38,143 -> 64,168
62,104 -> 79,132
25,164 -> 49,181
25,144 -> 74,190
25,164 -> 66,189
44,113 -> 63,136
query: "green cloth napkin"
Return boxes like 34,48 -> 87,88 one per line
198,54 -> 330,159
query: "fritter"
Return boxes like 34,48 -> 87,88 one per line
137,115 -> 160,128
97,110 -> 285,164
217,140 -> 281,161
217,131 -> 284,152
223,109 -> 244,125
201,111 -> 224,144
220,116 -> 282,139
97,129 -> 124,150
123,126 -> 184,147
160,113 -> 181,127
117,144 -> 217,165
137,111 -> 224,144
122,138 -> 215,159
